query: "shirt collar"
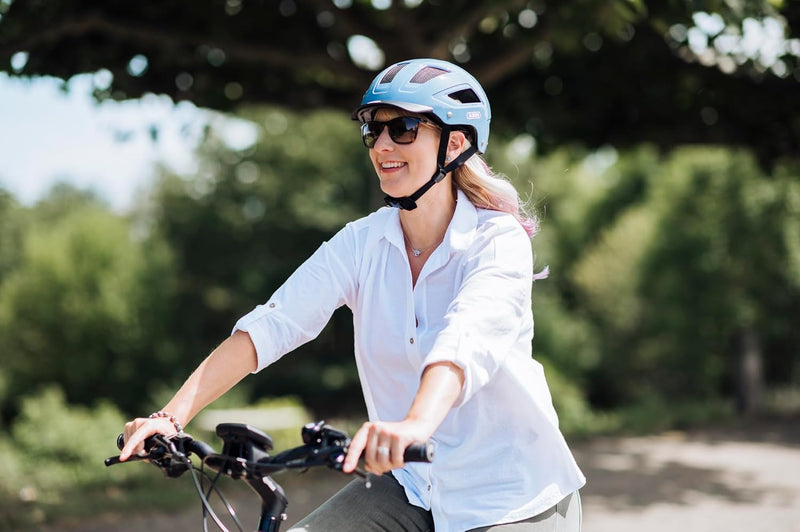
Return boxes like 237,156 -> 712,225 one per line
379,189 -> 478,254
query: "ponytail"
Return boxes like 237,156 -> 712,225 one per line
453,154 -> 539,238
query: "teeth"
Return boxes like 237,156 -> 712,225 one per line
381,162 -> 405,169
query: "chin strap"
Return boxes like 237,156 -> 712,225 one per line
384,126 -> 477,211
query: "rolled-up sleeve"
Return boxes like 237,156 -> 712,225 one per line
233,225 -> 358,372
421,219 -> 533,405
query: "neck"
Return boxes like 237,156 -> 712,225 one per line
399,182 -> 456,252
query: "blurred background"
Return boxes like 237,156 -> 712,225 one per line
1,1 -> 799,530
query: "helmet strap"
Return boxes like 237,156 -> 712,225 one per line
384,125 -> 477,211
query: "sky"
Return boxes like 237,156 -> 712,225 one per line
0,72 -> 211,212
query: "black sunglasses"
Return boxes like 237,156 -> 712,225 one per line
360,116 -> 436,148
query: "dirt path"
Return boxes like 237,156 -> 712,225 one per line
47,417 -> 800,532
574,417 -> 800,532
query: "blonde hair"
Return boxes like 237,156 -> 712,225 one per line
453,154 -> 548,279
453,153 -> 539,238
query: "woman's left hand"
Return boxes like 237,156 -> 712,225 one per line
343,420 -> 429,474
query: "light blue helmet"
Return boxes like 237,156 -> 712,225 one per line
352,58 -> 492,154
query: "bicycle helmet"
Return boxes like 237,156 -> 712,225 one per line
353,58 -> 491,153
353,58 -> 492,210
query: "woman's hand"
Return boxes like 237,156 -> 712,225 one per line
118,416 -> 179,461
343,362 -> 464,474
343,419 -> 430,475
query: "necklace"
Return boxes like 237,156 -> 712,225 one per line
403,233 -> 438,257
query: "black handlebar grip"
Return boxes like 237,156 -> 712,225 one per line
403,442 -> 435,463
187,439 -> 215,460
116,432 -> 164,452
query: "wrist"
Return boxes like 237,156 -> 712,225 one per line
148,411 -> 185,434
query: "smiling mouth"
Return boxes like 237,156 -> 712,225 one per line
380,162 -> 407,170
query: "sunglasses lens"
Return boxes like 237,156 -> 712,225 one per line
387,117 -> 420,144
361,122 -> 380,148
361,117 -> 422,148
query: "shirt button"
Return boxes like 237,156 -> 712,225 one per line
268,303 -> 276,308
427,484 -> 432,492
409,338 -> 414,344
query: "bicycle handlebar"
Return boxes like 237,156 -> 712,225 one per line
106,420 -> 434,475
106,421 -> 433,531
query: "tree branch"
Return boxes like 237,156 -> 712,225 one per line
5,11 -> 362,79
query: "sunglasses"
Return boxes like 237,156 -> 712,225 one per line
360,116 -> 436,148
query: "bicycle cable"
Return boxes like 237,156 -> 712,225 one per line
199,456 -> 245,532
183,458 -> 234,532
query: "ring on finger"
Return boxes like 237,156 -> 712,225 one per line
377,446 -> 390,456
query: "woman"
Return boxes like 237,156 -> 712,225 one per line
120,58 -> 585,531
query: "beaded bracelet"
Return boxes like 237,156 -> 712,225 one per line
149,411 -> 185,434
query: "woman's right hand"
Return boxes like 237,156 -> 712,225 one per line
118,416 -> 180,461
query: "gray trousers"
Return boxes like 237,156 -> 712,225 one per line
287,473 -> 581,531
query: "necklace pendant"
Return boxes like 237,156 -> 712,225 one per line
412,249 -> 422,257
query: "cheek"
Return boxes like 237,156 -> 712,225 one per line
368,151 -> 380,172
414,141 -> 440,174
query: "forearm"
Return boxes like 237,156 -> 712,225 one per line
163,330 -> 257,427
405,361 -> 465,439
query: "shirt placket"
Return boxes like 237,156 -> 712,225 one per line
406,276 -> 428,368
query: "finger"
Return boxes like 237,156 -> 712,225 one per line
119,418 -> 159,461
367,428 -> 397,474
119,435 -> 141,461
343,423 -> 370,473
119,428 -> 149,461
118,421 -> 139,461
389,437 -> 406,469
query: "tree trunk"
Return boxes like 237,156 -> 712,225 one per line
735,326 -> 763,417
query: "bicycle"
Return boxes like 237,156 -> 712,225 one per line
105,420 -> 434,532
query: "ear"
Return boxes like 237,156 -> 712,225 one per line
447,130 -> 469,158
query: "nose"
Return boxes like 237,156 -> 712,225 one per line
372,126 -> 394,151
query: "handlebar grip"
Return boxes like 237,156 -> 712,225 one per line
116,432 -> 162,451
403,442 -> 435,463
187,439 -> 215,460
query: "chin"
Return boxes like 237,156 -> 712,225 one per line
379,178 -> 415,199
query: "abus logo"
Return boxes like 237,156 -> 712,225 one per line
466,111 -> 482,120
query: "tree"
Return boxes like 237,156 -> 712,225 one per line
143,106 -> 374,414
0,188 -> 23,288
563,147 -> 800,409
0,186 -> 178,415
1,0 -> 798,164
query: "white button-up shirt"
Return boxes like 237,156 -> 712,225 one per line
234,190 -> 585,532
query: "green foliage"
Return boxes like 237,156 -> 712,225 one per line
491,137 -> 799,411
144,107 -> 371,414
0,386 -> 156,528
0,188 -> 24,283
538,359 -> 605,438
2,1 -> 798,164
639,148 -> 800,396
532,145 -> 800,406
0,185 -> 178,415
2,109 -> 798,427
0,104 -> 799,527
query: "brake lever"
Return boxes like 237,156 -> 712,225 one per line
322,446 -> 373,488
104,433 -> 191,478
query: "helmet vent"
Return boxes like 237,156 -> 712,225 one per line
448,88 -> 481,104
410,66 -> 449,84
380,63 -> 408,84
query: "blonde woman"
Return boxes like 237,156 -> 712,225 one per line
121,58 -> 584,531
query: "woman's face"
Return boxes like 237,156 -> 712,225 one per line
367,108 -> 441,198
